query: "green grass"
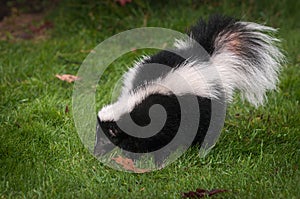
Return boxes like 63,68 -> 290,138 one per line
0,0 -> 299,198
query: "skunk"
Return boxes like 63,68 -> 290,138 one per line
94,15 -> 285,162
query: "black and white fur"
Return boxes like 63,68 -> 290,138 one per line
95,15 -> 285,157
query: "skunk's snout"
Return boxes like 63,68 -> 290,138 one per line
96,94 -> 183,154
95,93 -> 212,157
94,117 -> 117,156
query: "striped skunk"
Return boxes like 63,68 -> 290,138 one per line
94,15 -> 285,163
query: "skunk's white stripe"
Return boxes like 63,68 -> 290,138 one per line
174,37 -> 196,50
121,55 -> 150,95
98,60 -> 218,121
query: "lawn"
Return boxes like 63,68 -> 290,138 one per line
0,0 -> 299,198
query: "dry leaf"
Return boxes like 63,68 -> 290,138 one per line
55,74 -> 80,83
112,155 -> 150,173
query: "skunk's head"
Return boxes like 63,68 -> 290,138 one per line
95,83 -> 212,163
94,55 -> 214,158
95,75 -> 208,154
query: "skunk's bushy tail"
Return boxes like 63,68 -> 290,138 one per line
187,15 -> 285,106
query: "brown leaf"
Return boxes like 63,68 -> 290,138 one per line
112,155 -> 150,173
55,74 -> 80,83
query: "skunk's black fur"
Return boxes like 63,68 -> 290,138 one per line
97,95 -> 211,153
95,15 -> 285,162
